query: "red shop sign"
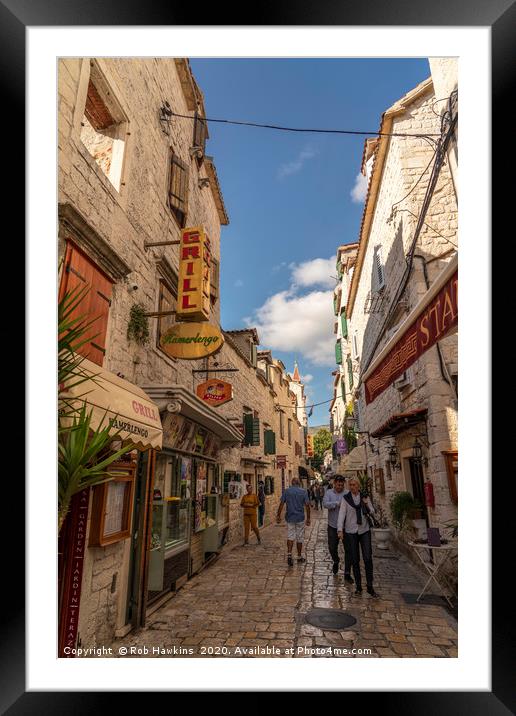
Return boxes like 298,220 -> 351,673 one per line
365,270 -> 458,404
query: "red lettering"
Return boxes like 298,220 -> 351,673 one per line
132,400 -> 140,414
182,231 -> 200,244
182,295 -> 198,309
182,278 -> 197,292
182,246 -> 200,260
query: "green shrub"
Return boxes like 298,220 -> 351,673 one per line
389,491 -> 418,530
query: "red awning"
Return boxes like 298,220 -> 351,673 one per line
371,409 -> 427,438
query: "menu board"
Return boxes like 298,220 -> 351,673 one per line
163,413 -> 221,458
194,462 -> 207,532
103,481 -> 127,536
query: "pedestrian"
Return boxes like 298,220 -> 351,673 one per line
317,483 -> 325,510
322,475 -> 354,581
257,479 -> 266,528
240,482 -> 261,546
276,477 -> 311,567
337,477 -> 379,598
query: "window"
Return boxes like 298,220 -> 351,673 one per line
347,355 -> 354,390
279,411 -> 285,441
192,112 -> 207,162
373,245 -> 385,291
157,278 -> 177,354
80,64 -> 127,192
243,413 -> 260,446
210,258 -> 219,306
335,340 -> 342,365
288,419 -> 292,446
168,153 -> 189,228
264,429 -> 276,455
59,242 -> 113,367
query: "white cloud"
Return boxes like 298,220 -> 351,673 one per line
248,288 -> 335,367
350,172 -> 368,203
301,374 -> 314,384
234,279 -> 244,288
272,261 -> 288,273
277,146 -> 317,179
290,257 -> 336,288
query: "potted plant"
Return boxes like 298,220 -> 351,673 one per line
371,504 -> 391,550
389,491 -> 416,531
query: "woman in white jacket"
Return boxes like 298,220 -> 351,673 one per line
337,477 -> 379,598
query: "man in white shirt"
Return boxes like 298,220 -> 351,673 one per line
337,477 -> 379,598
322,475 -> 353,581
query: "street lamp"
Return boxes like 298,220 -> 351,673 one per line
411,437 -> 428,467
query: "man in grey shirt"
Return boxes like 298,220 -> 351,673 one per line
322,475 -> 353,581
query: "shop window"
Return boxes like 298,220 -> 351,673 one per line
80,64 -> 127,192
59,242 -> 113,367
157,278 -> 177,354
88,463 -> 135,547
168,152 -> 189,228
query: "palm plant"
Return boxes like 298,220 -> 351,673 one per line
58,280 -> 134,532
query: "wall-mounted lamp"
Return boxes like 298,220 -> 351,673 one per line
411,436 -> 428,467
388,444 -> 401,471
159,101 -> 173,136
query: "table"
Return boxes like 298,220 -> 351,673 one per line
408,541 -> 458,608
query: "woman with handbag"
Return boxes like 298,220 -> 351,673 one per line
337,477 -> 379,598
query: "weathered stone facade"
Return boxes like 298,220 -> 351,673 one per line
58,58 -> 307,650
339,73 -> 458,566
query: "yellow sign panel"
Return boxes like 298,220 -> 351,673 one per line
306,434 -> 314,457
160,322 -> 224,360
176,226 -> 211,322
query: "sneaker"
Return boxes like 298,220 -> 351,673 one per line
287,555 -> 293,567
367,587 -> 379,599
344,574 -> 354,584
297,557 -> 306,563
332,562 -> 339,575
354,587 -> 363,595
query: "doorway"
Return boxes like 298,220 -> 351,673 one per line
408,457 -> 428,525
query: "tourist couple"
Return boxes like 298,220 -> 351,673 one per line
324,474 -> 379,598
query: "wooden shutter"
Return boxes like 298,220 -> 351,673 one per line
264,429 -> 276,455
169,153 -> 189,227
341,376 -> 346,401
243,413 -> 260,446
374,245 -> 385,290
347,355 -> 354,390
193,112 -> 207,155
335,340 -> 342,365
341,309 -> 348,338
59,242 -> 113,366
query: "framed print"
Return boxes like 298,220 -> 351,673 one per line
15,0 -> 510,708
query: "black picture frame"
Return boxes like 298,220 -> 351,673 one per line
7,0 -> 508,710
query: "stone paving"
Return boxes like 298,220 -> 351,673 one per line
108,511 -> 458,658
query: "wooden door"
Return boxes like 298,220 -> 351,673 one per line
59,242 -> 113,366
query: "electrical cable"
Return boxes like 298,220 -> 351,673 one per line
169,111 -> 441,139
394,208 -> 458,248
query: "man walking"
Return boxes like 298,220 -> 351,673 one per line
317,483 -> 325,510
322,475 -> 353,581
276,477 -> 310,567
337,477 -> 379,598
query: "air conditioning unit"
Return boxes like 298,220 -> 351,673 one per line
393,371 -> 410,390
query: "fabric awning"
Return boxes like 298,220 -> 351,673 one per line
371,408 -> 427,438
61,357 -> 163,451
341,444 -> 366,472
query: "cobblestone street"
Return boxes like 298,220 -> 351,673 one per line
108,511 -> 458,658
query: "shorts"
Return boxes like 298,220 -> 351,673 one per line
287,521 -> 305,542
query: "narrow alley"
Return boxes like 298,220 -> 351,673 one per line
108,510 -> 457,658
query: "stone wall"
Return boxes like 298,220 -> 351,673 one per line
58,58 -> 227,648
346,79 -> 458,539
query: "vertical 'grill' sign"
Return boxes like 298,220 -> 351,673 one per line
177,226 -> 211,321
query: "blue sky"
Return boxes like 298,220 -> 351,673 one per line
190,58 -> 430,426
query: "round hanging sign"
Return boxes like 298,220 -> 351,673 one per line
196,379 -> 233,407
160,322 -> 224,360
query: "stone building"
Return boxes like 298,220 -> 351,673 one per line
58,57 -> 308,653
329,243 -> 359,473
342,69 -> 458,561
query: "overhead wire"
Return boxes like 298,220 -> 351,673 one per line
169,111 -> 441,139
